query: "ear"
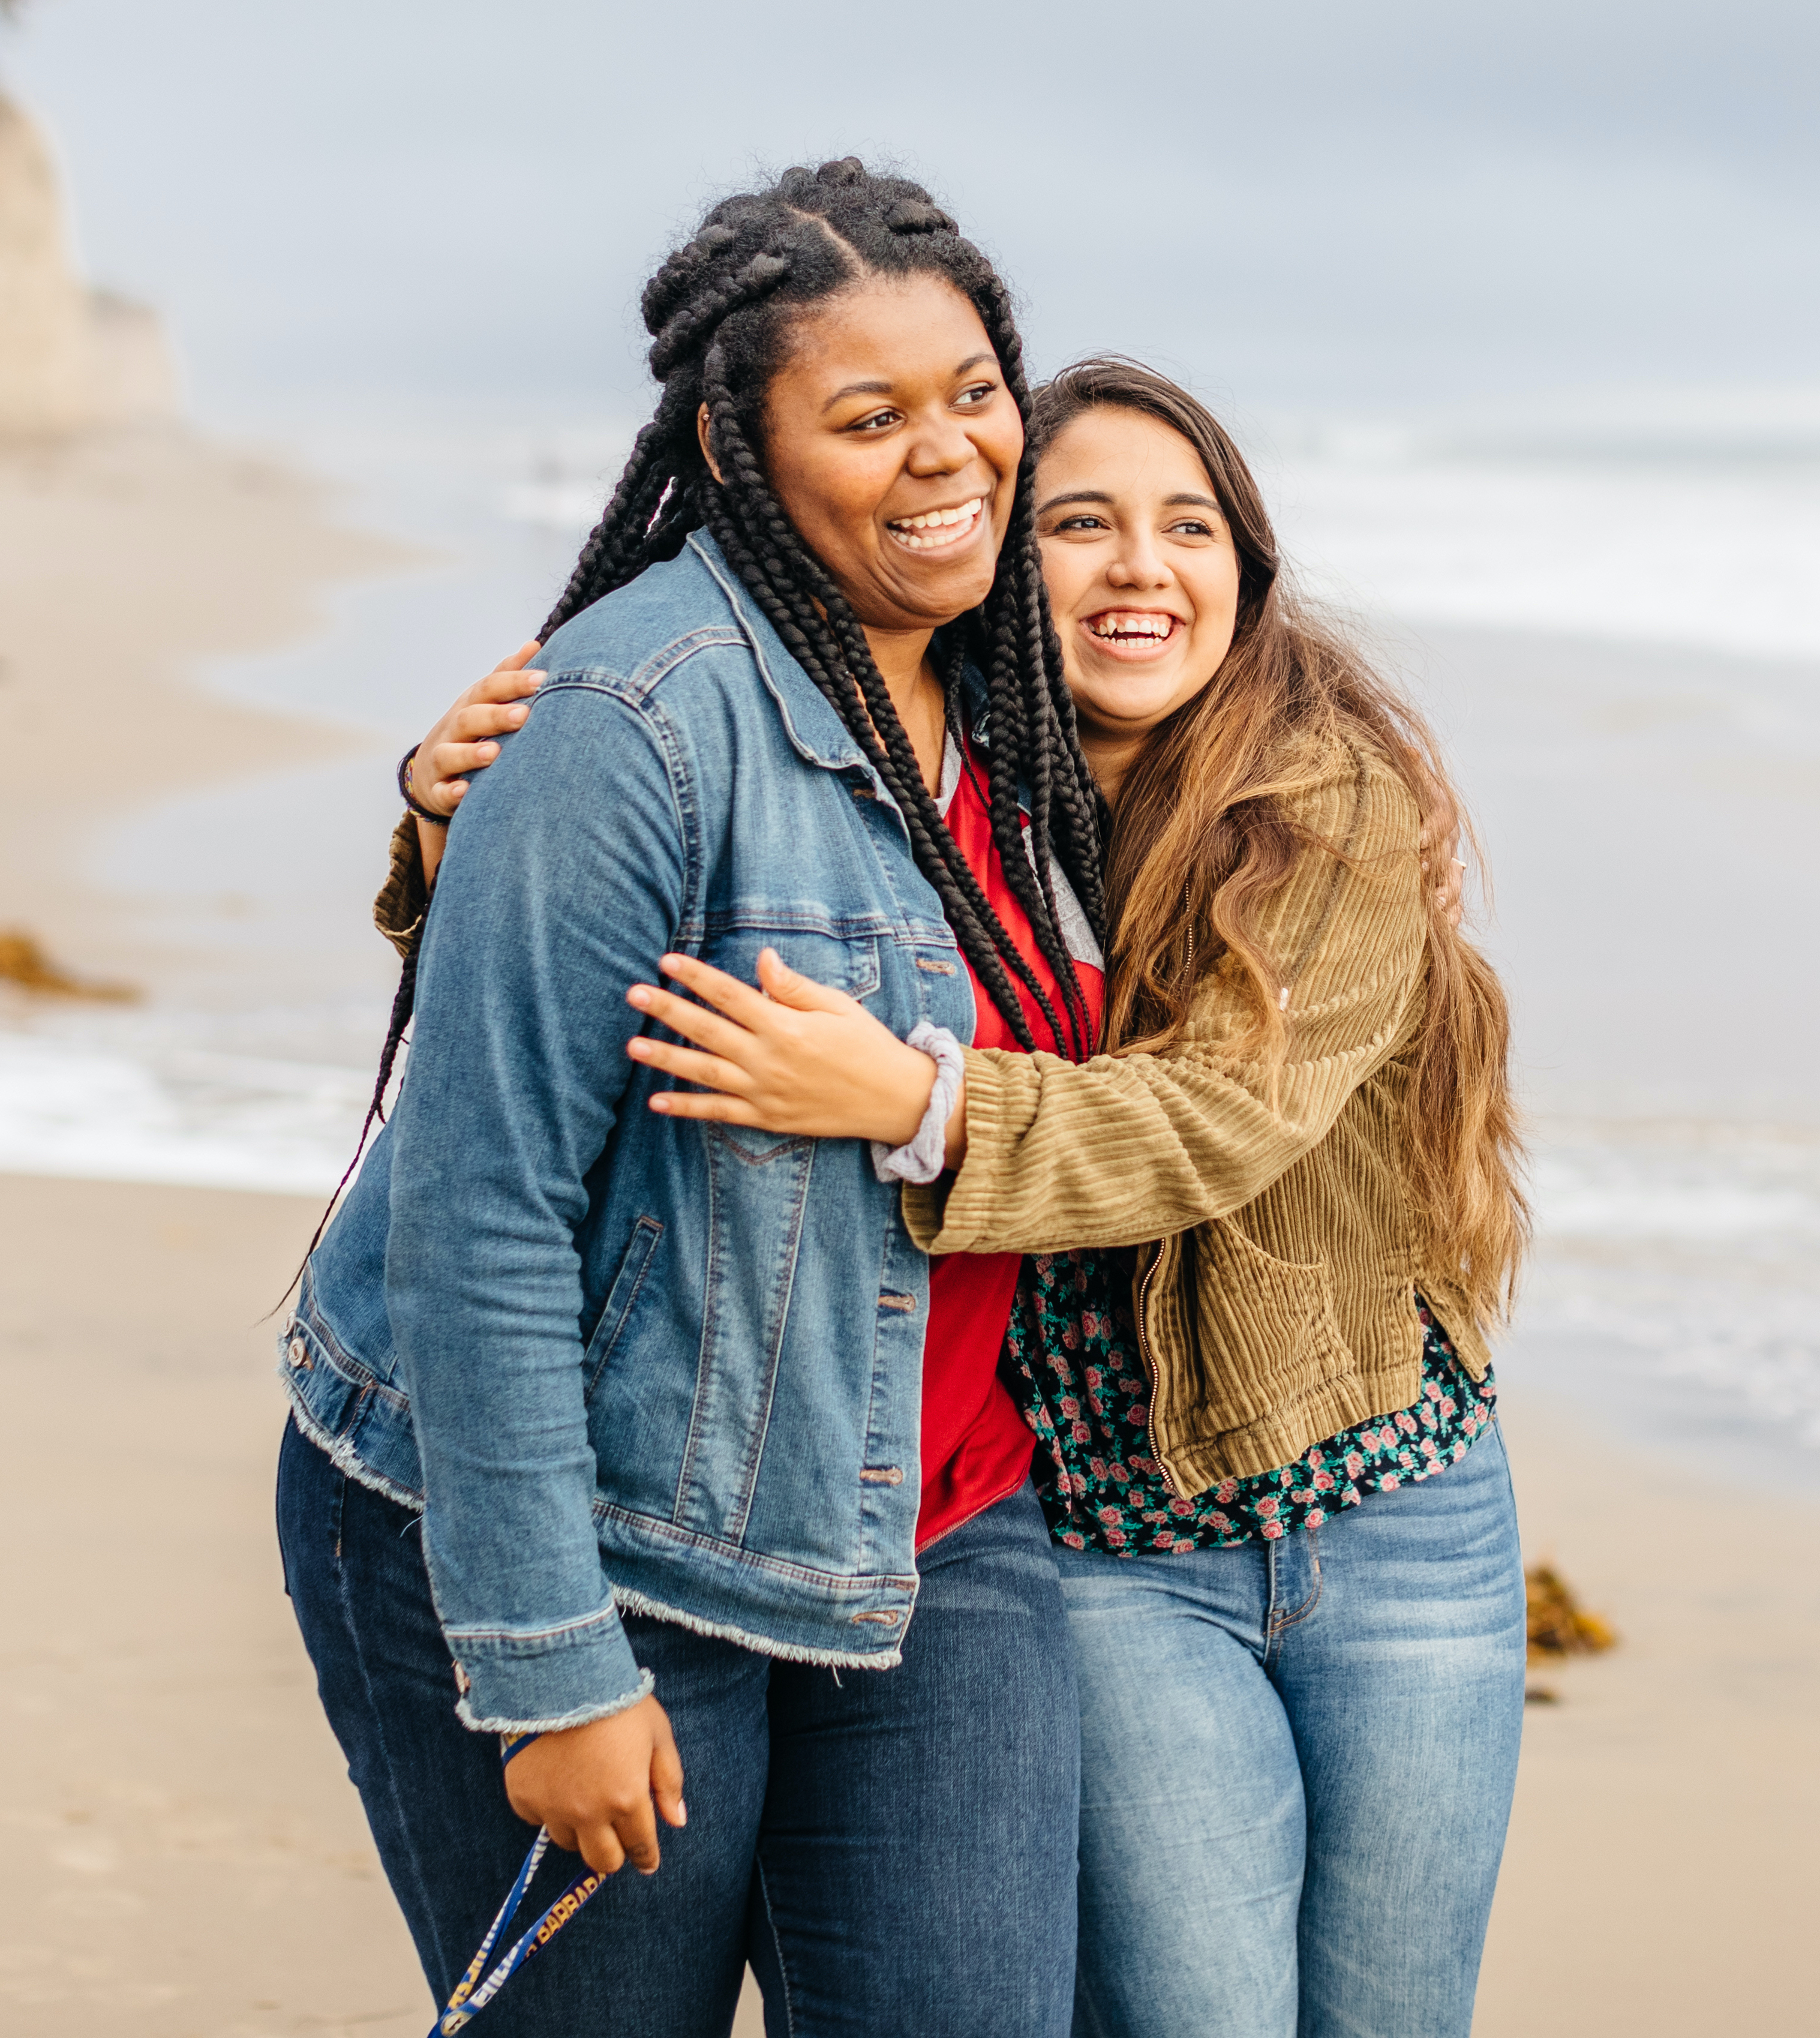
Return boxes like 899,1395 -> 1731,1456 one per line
696,403 -> 725,485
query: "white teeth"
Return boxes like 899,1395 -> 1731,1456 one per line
1090,614 -> 1175,639
890,497 -> 983,545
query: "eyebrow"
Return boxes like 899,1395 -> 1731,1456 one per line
1036,488 -> 1224,516
821,353 -> 998,414
1037,488 -> 1112,514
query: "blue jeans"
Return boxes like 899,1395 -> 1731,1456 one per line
1057,1421 -> 1527,2038
277,1418 -> 1079,2037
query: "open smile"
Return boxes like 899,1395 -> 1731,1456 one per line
1081,609 -> 1183,658
885,496 -> 987,554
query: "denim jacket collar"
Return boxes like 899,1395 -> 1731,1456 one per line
689,532 -> 1008,784
688,532 -> 1046,833
686,533 -> 870,775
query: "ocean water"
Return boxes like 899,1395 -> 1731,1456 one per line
4,395 -> 1816,1475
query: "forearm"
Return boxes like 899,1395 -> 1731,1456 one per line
373,814 -> 430,959
907,753 -> 1429,1254
371,816 -> 446,959
905,1038 -> 1365,1254
388,1190 -> 650,1730
388,974 -> 644,1730
906,956 -> 1425,1255
416,814 -> 448,889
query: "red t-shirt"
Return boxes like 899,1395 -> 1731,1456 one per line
915,741 -> 1104,1548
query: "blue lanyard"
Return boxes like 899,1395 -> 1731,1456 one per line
429,1826 -> 605,2034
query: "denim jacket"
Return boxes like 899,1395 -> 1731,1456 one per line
281,533 -> 987,1733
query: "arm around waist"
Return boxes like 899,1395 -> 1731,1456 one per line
905,749 -> 1428,1256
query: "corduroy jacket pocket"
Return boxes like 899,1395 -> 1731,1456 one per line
1178,1216 -> 1356,1440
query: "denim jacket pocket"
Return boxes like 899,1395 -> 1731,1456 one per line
695,925 -> 882,999
582,1216 -> 665,1403
683,926 -> 888,1165
671,1123 -> 818,1545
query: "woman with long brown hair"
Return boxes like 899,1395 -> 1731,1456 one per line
405,357 -> 1530,2036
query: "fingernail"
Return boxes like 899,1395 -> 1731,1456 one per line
676,1799 -> 689,1826
650,1095 -> 672,1112
627,986 -> 651,1008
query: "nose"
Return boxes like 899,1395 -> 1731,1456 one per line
1106,527 -> 1172,592
905,407 -> 977,478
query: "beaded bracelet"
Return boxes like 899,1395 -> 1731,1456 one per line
397,745 -> 451,826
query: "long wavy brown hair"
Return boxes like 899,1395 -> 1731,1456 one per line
1030,357 -> 1527,1325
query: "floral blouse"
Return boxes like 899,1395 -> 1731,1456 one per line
1004,1247 -> 1495,1555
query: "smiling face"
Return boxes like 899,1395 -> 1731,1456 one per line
756,272 -> 1024,634
1035,406 -> 1244,781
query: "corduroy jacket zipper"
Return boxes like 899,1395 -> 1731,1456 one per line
1135,903 -> 1193,1502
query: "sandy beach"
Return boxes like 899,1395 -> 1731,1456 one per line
0,420 -> 1813,2036
0,1166 -> 1811,2034
0,425 -> 412,998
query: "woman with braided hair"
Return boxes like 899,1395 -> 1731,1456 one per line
422,359 -> 1530,2038
275,160 -> 1102,2037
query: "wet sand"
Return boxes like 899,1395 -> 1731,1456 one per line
0,1170 -> 755,2034
0,425 -> 412,997
0,1169 -> 1810,2034
0,1175 -> 423,2033
1479,1388 -> 1819,2033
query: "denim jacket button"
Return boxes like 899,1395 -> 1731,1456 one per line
287,1337 -> 310,1370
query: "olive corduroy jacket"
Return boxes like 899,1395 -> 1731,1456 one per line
902,733 -> 1491,1497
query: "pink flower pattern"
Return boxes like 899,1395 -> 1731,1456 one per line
1005,1254 -> 1494,1557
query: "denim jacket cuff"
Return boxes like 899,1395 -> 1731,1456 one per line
446,1603 -> 653,1736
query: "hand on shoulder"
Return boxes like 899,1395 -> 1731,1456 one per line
404,643 -> 545,886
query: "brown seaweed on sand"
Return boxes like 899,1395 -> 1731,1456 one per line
0,929 -> 138,1001
1526,1563 -> 1617,1661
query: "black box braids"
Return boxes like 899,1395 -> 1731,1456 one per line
303,161 -> 1106,1287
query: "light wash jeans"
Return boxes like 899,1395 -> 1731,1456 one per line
1056,1419 -> 1526,2038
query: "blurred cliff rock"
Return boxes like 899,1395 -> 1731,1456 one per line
0,92 -> 179,436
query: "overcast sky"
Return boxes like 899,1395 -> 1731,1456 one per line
7,0 -> 1816,428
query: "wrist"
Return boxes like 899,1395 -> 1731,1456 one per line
870,1025 -> 964,1186
397,744 -> 449,826
881,1036 -> 940,1145
415,812 -> 449,889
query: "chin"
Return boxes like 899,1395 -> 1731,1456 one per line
924,562 -> 998,613
1080,676 -> 1181,725
1081,653 -> 1183,697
